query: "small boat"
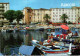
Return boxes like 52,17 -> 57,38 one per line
32,40 -> 72,55
43,49 -> 69,54
1,29 -> 6,32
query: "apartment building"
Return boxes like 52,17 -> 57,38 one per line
23,7 -> 80,24
51,8 -> 77,23
0,3 -> 9,20
23,7 -> 33,24
23,7 -> 51,24
72,7 -> 80,23
32,8 -> 51,23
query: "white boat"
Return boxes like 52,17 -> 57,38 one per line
32,40 -> 72,55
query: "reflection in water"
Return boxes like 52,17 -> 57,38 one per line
0,30 -> 47,54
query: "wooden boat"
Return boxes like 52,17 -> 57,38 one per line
43,49 -> 69,54
32,40 -> 72,55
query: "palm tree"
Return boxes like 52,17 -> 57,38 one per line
78,17 -> 80,23
60,14 -> 68,23
43,14 -> 51,24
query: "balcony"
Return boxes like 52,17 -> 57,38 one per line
0,17 -> 4,18
0,8 -> 4,10
0,10 -> 4,11
0,13 -> 3,15
0,6 -> 4,8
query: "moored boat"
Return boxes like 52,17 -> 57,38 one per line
32,40 -> 72,55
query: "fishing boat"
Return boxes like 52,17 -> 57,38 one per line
32,40 -> 72,55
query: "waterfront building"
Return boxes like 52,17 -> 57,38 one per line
0,3 -> 9,20
32,8 -> 51,23
51,8 -> 77,23
23,7 -> 33,24
23,7 -> 80,24
23,7 -> 51,24
72,7 -> 80,23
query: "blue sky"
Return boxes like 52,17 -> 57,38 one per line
0,0 -> 80,10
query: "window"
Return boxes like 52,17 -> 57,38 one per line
38,20 -> 39,22
34,10 -> 35,12
53,12 -> 55,14
56,9 -> 58,11
63,9 -> 64,11
2,4 -> 3,6
6,7 -> 7,9
59,9 -> 61,11
37,13 -> 39,15
34,20 -> 35,22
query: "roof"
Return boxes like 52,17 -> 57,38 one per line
0,3 -> 9,4
33,8 -> 49,10
72,6 -> 80,9
24,7 -> 31,9
19,45 -> 35,55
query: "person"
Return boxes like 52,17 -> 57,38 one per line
67,30 -> 73,37
74,32 -> 78,36
50,34 -> 54,39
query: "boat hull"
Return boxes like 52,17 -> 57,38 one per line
44,49 -> 69,54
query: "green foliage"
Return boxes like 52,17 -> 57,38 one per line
43,14 -> 51,24
3,10 -> 24,24
3,10 -> 16,23
60,14 -> 68,23
78,17 -> 80,23
14,10 -> 24,24
67,21 -> 73,24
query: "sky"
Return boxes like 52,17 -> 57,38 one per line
0,0 -> 80,10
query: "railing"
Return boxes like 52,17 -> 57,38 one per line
0,13 -> 3,15
0,10 -> 4,11
0,8 -> 4,10
0,6 -> 4,8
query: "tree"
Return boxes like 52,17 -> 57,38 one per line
43,14 -> 51,24
60,14 -> 68,23
78,17 -> 80,23
14,10 -> 24,24
3,10 -> 16,23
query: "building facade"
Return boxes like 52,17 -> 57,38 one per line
72,7 -> 80,23
23,7 -> 51,24
23,7 -> 80,24
32,8 -> 51,23
23,7 -> 33,24
0,3 -> 9,20
51,8 -> 77,23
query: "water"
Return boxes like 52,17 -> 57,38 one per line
0,28 -> 80,55
0,29 -> 47,54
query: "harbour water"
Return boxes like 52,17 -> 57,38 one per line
0,29 -> 47,54
0,27 -> 80,55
